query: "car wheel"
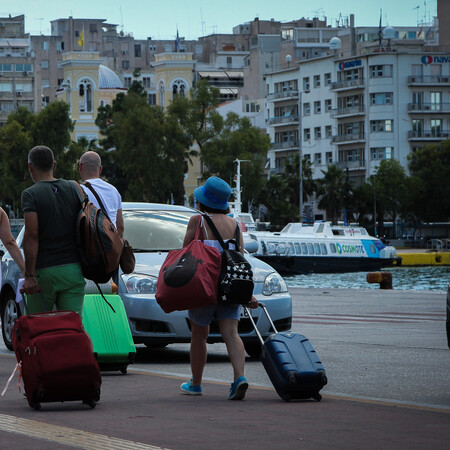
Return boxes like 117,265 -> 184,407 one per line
1,291 -> 20,351
244,342 -> 262,359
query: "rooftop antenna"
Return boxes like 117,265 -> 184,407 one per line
120,6 -> 124,34
200,7 -> 206,36
35,18 -> 44,34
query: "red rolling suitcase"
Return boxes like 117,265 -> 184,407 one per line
11,310 -> 102,410
244,303 -> 327,402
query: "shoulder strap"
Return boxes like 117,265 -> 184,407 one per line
203,214 -> 241,252
72,181 -> 89,207
83,181 -> 106,211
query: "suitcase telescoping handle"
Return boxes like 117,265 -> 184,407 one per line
243,302 -> 279,345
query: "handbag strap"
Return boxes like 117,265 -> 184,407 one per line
202,214 -> 241,252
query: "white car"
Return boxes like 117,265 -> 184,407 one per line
1,203 -> 292,357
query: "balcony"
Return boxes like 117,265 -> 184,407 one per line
407,130 -> 450,140
407,103 -> 450,113
330,78 -> 364,91
335,160 -> 366,170
331,105 -> 365,118
407,75 -> 450,85
267,90 -> 299,102
331,133 -> 365,144
267,115 -> 299,126
271,140 -> 299,150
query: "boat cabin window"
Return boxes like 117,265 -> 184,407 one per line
287,242 -> 294,255
329,243 -> 337,253
370,244 -> 376,254
308,243 -> 314,254
301,243 -> 308,254
320,243 -> 328,255
294,242 -> 301,255
332,230 -> 344,236
314,243 -> 321,255
316,223 -> 325,233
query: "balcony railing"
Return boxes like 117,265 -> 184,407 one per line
330,105 -> 365,118
407,103 -> 450,113
331,133 -> 365,144
330,78 -> 364,91
267,90 -> 299,101
407,75 -> 450,85
271,140 -> 299,150
335,160 -> 366,170
407,130 -> 450,139
267,115 -> 299,126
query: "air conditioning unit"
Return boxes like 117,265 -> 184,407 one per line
424,105 -> 431,110
16,91 -> 23,96
441,77 -> 449,82
122,50 -> 127,55
424,132 -> 431,137
410,76 -> 416,82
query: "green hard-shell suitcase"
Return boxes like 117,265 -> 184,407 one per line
82,294 -> 136,374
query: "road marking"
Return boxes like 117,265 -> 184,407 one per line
0,414 -> 168,449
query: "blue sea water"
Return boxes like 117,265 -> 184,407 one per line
283,266 -> 450,292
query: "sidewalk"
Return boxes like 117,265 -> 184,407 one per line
0,356 -> 449,449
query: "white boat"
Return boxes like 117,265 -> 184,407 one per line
245,221 -> 401,274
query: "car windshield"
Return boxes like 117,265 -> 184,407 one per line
123,209 -> 196,251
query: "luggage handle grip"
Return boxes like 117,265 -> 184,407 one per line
243,302 -> 279,346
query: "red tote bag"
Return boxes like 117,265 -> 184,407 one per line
156,216 -> 222,313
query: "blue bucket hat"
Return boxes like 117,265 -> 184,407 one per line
194,176 -> 231,211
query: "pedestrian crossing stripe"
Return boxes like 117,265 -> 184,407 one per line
0,414 -> 168,450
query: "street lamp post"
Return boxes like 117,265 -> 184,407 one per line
373,175 -> 378,236
298,90 -> 303,222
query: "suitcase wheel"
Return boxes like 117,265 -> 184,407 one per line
83,399 -> 97,409
281,394 -> 291,402
313,393 -> 322,402
120,367 -> 128,375
31,402 -> 41,411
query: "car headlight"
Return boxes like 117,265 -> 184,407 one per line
262,272 -> 288,296
121,273 -> 158,294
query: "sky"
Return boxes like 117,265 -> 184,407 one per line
4,0 -> 438,41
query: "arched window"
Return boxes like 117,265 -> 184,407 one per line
172,79 -> 186,99
159,81 -> 165,107
79,79 -> 93,112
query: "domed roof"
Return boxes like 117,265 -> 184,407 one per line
99,65 -> 123,89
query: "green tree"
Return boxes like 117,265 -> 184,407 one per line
316,165 -> 349,224
407,142 -> 450,221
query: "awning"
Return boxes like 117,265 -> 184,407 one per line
0,38 -> 30,48
198,71 -> 228,78
219,88 -> 238,94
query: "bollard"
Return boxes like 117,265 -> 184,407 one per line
366,271 -> 393,289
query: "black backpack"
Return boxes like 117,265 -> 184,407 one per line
203,214 -> 254,305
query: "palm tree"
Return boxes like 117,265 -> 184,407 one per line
316,165 -> 349,224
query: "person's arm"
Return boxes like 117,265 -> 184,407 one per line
0,208 -> 25,274
116,209 -> 124,238
22,212 -> 40,294
183,215 -> 201,247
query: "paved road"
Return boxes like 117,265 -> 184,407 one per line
0,288 -> 449,449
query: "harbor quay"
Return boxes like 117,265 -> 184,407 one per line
0,287 -> 449,449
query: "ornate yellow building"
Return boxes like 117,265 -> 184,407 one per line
56,51 -> 126,141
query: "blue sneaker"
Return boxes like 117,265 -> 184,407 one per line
180,379 -> 202,396
228,376 -> 248,400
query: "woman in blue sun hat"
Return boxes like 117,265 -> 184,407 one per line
180,176 -> 258,400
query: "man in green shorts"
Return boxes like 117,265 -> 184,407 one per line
21,146 -> 85,314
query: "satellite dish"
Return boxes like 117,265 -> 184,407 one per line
285,54 -> 292,62
383,26 -> 395,39
329,37 -> 341,50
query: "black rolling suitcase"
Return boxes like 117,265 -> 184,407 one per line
244,303 -> 327,402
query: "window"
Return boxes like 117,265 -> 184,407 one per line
303,102 -> 310,115
41,60 -> 49,69
89,24 -> 98,33
329,243 -> 337,253
42,41 -> 49,50
370,92 -> 393,105
412,119 -> 423,132
124,77 -> 132,88
324,73 -> 331,86
313,74 -> 320,88
325,125 -> 332,138
314,153 -> 322,165
134,44 -> 142,57
314,127 -> 321,140
148,93 -> 156,105
370,65 -> 393,77
314,243 -> 321,255
430,92 -> 442,111
371,147 -> 393,160
326,151 -> 333,163
301,243 -> 308,254
307,243 -> 314,254
142,77 -> 151,88
314,101 -> 321,114
303,77 -> 310,91
227,56 -> 232,67
57,41 -> 64,52
172,80 -> 187,98
370,119 -> 393,132
42,79 -> 50,88
304,128 -> 310,141
320,243 -> 328,255
78,79 -> 92,112
431,119 -> 442,136
325,99 -> 332,112
122,60 -> 130,70
304,154 -> 311,162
